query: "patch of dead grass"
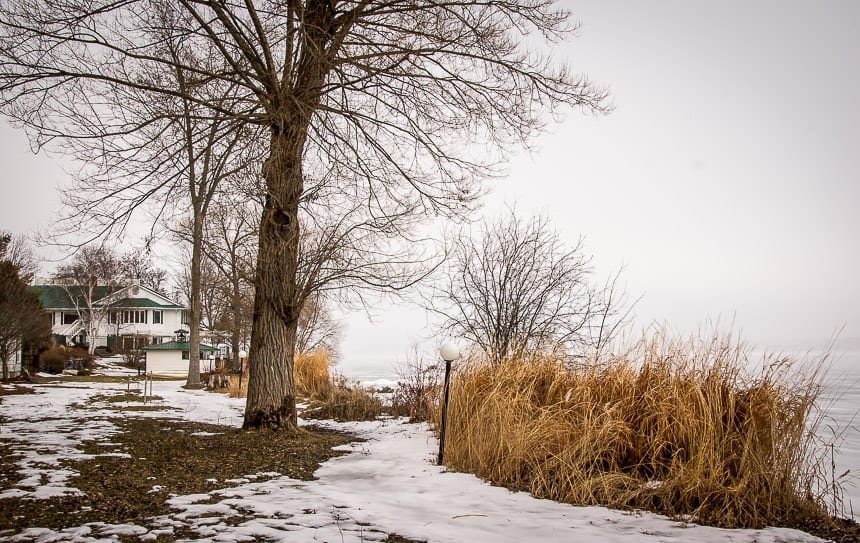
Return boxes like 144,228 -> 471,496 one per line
0,417 -> 356,534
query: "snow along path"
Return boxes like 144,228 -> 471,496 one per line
0,379 -> 827,543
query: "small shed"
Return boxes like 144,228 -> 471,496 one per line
143,341 -> 218,377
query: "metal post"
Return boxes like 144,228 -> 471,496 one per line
238,358 -> 244,393
437,359 -> 453,465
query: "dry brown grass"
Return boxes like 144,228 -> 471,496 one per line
227,370 -> 248,398
295,348 -> 385,421
434,332 -> 832,529
295,349 -> 334,398
304,374 -> 386,422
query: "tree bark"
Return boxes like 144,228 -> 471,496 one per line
186,213 -> 204,387
230,273 -> 241,371
243,126 -> 305,430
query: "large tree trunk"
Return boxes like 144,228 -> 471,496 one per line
243,127 -> 305,430
243,0 -> 334,430
186,213 -> 204,387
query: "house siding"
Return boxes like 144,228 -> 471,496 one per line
145,351 -> 207,377
2,349 -> 22,378
31,284 -> 187,350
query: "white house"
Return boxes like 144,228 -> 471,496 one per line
30,283 -> 187,351
1,348 -> 22,378
143,340 -> 217,377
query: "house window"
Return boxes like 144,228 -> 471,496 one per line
51,312 -> 56,326
122,310 -> 147,324
152,310 -> 163,324
109,311 -> 117,324
181,310 -> 190,325
62,312 -> 78,325
182,351 -> 190,360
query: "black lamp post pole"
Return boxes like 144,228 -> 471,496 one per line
238,357 -> 244,392
437,358 -> 453,465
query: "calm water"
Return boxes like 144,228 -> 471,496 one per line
340,349 -> 860,517
819,350 -> 860,516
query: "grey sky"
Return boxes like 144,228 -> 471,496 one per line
341,0 -> 860,375
1,1 -> 858,376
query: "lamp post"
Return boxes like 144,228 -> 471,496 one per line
437,340 -> 460,466
238,349 -> 247,392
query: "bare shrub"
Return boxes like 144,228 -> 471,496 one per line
392,357 -> 443,422
435,331 -> 833,529
304,375 -> 384,422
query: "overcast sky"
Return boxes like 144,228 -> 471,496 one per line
1,1 -> 858,377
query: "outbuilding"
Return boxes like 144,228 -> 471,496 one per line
143,341 -> 218,377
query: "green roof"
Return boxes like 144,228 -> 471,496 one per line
144,341 -> 217,352
29,285 -> 120,309
29,285 -> 184,310
102,297 -> 184,309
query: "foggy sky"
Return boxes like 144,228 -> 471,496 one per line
1,1 -> 857,376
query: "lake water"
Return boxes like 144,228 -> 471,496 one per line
819,350 -> 860,516
339,348 -> 860,517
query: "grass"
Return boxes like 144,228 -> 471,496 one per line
32,373 -> 183,384
0,384 -> 37,395
0,417 -> 357,536
432,332 -> 835,530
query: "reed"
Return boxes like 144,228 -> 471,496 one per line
294,349 -> 334,398
227,369 -> 247,398
434,332 -> 831,528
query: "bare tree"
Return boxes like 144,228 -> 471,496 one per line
0,0 -> 609,430
60,32 -> 259,388
175,242 -> 228,337
119,251 -> 169,295
200,198 -> 258,369
432,211 -> 631,364
53,246 -> 124,354
0,231 -> 38,281
295,292 -> 343,361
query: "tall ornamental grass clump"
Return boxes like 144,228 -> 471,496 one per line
436,333 -> 830,528
294,349 -> 334,398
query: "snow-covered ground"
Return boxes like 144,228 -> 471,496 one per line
0,375 -> 828,542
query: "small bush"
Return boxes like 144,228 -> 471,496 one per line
39,346 -> 94,374
434,332 -> 833,529
39,347 -> 66,374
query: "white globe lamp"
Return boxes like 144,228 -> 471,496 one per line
439,341 -> 460,362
